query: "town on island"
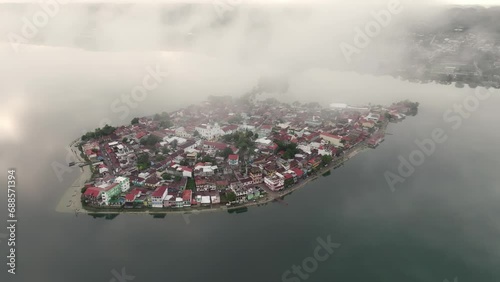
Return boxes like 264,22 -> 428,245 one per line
64,96 -> 418,214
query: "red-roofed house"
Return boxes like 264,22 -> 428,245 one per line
125,193 -> 136,202
228,154 -> 239,166
203,141 -> 228,151
83,187 -> 102,199
182,190 -> 192,207
320,132 -> 344,148
136,131 -> 147,140
151,186 -> 168,208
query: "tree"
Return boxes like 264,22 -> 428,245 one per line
81,124 -> 116,141
226,191 -> 236,202
162,173 -> 172,180
155,155 -> 166,162
193,130 -> 200,137
137,153 -> 150,170
162,147 -> 170,154
171,139 -> 178,150
321,155 -> 333,166
131,118 -> 139,125
220,147 -> 234,159
122,137 -> 128,143
140,135 -> 161,146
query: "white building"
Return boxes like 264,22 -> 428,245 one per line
175,127 -> 192,138
264,173 -> 285,191
163,136 -> 187,145
195,123 -> 225,139
114,176 -> 130,192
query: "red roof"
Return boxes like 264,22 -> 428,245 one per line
136,131 -> 147,139
152,186 -> 168,198
203,141 -> 228,150
222,125 -> 238,132
125,193 -> 136,201
320,132 -> 342,139
181,166 -> 193,172
182,190 -> 192,201
292,168 -> 304,177
130,188 -> 142,196
83,187 -> 102,198
228,154 -> 239,160
103,183 -> 118,191
284,173 -> 293,179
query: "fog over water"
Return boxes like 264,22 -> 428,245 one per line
1,1 -> 500,282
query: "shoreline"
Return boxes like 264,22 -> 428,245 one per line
55,137 -> 371,215
56,116 -> 393,215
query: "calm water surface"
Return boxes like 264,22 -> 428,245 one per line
1,57 -> 500,282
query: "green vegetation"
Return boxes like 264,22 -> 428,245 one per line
170,139 -> 178,150
81,124 -> 116,141
140,134 -> 161,146
226,191 -> 236,202
81,186 -> 87,194
398,100 -> 420,116
275,141 -> 299,160
219,147 -> 234,159
137,153 -> 150,170
222,131 -> 255,154
122,137 -> 128,143
162,173 -> 172,180
321,155 -> 333,166
201,155 -> 216,163
131,117 -> 139,125
186,178 -> 196,191
155,155 -> 166,162
154,112 -> 173,128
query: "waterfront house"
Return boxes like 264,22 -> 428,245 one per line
151,186 -> 169,208
264,173 -> 285,191
182,190 -> 192,207
100,183 -> 122,205
320,132 -> 344,148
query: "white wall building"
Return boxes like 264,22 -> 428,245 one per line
114,176 -> 130,192
195,123 -> 225,139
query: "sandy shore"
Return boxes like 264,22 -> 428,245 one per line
55,140 -> 91,213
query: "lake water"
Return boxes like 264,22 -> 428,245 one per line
1,46 -> 500,282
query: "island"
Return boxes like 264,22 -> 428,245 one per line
56,96 -> 418,215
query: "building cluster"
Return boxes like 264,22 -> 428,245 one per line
399,26 -> 500,88
81,97 -> 413,210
